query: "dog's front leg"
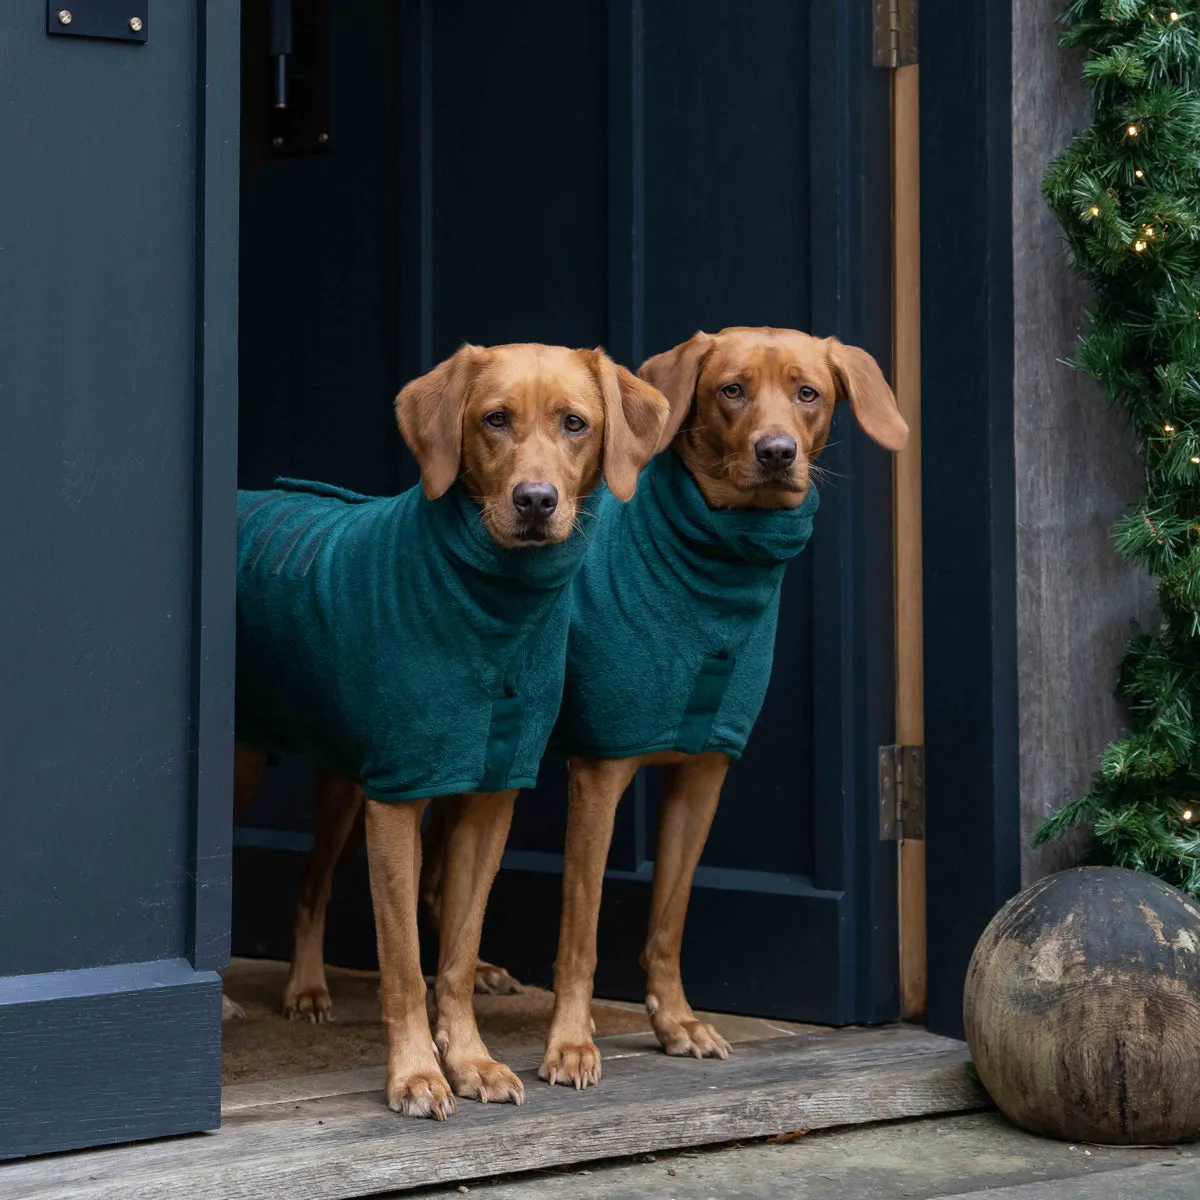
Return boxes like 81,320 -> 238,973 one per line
539,755 -> 640,1089
364,796 -> 456,1120
421,801 -> 522,997
283,767 -> 364,1022
643,752 -> 732,1060
432,790 -> 525,1106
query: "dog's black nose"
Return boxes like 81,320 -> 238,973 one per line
754,434 -> 798,470
512,480 -> 559,519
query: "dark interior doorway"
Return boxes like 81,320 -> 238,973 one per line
232,0 -> 900,1027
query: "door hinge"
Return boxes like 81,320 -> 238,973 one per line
872,0 -> 918,68
879,745 -> 924,841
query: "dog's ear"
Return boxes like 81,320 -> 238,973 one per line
826,339 -> 909,452
637,332 -> 713,451
589,350 -> 670,503
394,344 -> 484,499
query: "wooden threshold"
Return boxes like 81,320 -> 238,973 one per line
3,1027 -> 986,1200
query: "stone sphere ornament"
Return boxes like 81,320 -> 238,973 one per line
964,866 -> 1200,1145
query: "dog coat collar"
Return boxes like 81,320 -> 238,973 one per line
553,448 -> 819,760
235,477 -> 602,802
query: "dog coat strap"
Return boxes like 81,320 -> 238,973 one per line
676,650 -> 737,755
675,613 -> 760,754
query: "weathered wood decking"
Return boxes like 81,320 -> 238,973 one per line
3,1026 -> 987,1200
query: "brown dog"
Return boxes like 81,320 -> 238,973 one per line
231,342 -> 667,1118
538,327 -> 909,1087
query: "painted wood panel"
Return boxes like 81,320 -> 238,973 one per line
0,0 -> 238,1157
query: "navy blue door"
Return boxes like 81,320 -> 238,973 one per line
0,2 -> 238,1158
235,0 -> 898,1026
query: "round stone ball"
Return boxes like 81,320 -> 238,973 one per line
964,865 -> 1200,1145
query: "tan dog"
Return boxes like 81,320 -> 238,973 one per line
538,327 -> 909,1087
231,343 -> 667,1118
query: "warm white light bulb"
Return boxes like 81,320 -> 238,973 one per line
1171,11 -> 1181,21
1165,424 -> 1176,433
1128,124 -> 1140,137
1135,239 -> 1148,251
1136,169 -> 1145,178
1192,455 -> 1200,464
1184,809 -> 1194,821
1089,206 -> 1101,216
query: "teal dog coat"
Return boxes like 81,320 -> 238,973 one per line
553,449 -> 818,760
235,478 -> 601,802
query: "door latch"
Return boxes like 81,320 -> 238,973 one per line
879,744 -> 924,841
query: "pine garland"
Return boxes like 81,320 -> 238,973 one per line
1036,0 -> 1200,893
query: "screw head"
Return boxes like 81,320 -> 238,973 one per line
57,9 -> 72,24
129,16 -> 143,32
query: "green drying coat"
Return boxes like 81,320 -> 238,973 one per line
235,478 -> 601,802
553,450 -> 819,760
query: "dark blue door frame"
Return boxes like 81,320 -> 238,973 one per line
920,0 -> 1023,1038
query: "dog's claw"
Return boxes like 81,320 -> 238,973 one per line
444,1056 -> 525,1106
221,994 -> 247,1022
388,1070 -> 457,1120
282,983 -> 334,1024
653,1013 -> 732,1062
539,1041 -> 602,1090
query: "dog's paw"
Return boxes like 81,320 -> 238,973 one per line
444,1055 -> 525,1105
538,1040 -> 602,1089
283,982 -> 334,1024
473,961 -> 522,996
649,1008 -> 731,1061
221,993 -> 247,1022
386,1068 -> 457,1121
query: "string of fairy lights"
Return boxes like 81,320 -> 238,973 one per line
1074,8 -> 1200,489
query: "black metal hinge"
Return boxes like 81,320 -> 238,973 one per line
879,745 -> 925,841
872,0 -> 918,68
267,0 -> 333,157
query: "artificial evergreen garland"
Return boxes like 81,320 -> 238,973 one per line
1036,0 -> 1200,893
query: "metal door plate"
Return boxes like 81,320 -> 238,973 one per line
48,0 -> 148,43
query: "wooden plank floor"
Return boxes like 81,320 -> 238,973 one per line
3,1027 -> 987,1200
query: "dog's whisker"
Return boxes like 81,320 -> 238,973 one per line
808,461 -> 847,485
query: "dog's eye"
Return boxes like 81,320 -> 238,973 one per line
563,414 -> 588,434
484,411 -> 508,429
797,386 -> 819,403
720,383 -> 744,401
